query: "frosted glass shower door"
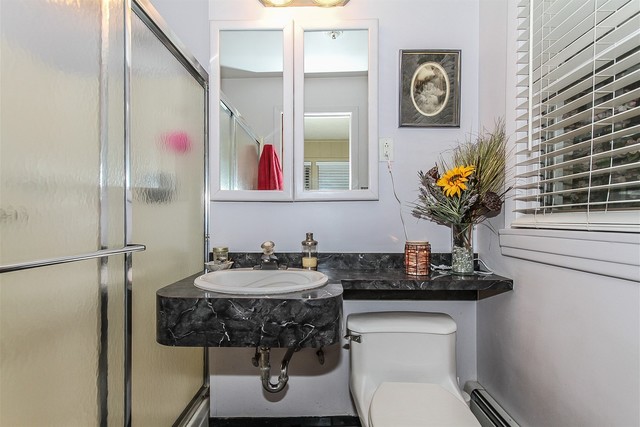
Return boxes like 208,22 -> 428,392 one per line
129,12 -> 206,427
0,0 -> 127,425
1,0 -> 208,425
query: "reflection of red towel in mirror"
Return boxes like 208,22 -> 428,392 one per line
258,144 -> 284,190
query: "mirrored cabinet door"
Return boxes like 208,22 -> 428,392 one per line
211,21 -> 294,201
294,20 -> 378,201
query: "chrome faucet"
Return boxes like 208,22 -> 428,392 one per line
255,241 -> 286,270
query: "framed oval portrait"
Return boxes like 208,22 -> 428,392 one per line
399,49 -> 461,127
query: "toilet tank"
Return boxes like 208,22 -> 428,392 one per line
347,312 -> 463,405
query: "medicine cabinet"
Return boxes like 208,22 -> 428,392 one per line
210,19 -> 378,201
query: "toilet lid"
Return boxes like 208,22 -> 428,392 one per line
369,382 -> 481,427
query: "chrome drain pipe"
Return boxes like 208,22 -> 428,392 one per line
253,346 -> 297,393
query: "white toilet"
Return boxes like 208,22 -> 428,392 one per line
346,311 -> 481,427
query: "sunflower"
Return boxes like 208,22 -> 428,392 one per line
436,165 -> 475,197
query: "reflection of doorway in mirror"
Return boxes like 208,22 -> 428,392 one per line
410,62 -> 450,117
303,113 -> 351,190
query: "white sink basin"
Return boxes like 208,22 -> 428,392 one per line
193,268 -> 328,295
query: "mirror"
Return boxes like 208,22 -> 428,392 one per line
211,21 -> 294,201
294,20 -> 378,200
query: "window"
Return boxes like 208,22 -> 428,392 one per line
514,0 -> 640,232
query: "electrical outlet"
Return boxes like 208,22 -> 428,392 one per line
379,137 -> 394,161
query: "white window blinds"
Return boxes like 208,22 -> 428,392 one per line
514,0 -> 640,232
303,161 -> 350,190
304,162 -> 312,190
317,161 -> 350,190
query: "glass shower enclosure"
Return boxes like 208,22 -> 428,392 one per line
0,0 -> 209,425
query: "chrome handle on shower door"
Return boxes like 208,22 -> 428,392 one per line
0,244 -> 146,274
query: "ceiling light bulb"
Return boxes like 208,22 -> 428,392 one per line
312,0 -> 344,6
261,0 -> 294,6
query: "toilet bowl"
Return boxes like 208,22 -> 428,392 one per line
346,311 -> 480,427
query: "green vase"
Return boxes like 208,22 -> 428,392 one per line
451,223 -> 474,275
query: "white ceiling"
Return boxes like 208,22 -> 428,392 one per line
304,114 -> 350,140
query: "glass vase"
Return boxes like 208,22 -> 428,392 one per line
451,223 -> 474,275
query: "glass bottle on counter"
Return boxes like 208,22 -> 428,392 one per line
301,232 -> 318,270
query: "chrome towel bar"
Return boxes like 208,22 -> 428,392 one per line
0,244 -> 146,273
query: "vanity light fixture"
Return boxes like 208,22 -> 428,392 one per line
258,0 -> 350,7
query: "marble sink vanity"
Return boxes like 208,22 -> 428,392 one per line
156,252 -> 512,348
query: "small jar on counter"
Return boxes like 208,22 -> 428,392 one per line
210,246 -> 229,263
301,232 -> 318,270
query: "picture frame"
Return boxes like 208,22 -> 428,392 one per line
399,49 -> 461,127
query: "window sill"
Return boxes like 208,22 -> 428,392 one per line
499,228 -> 640,282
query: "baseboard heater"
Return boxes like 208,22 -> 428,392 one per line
465,382 -> 520,427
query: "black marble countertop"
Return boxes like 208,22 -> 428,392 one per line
324,268 -> 512,300
157,251 -> 513,312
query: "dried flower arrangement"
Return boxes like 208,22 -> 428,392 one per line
411,119 -> 509,227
